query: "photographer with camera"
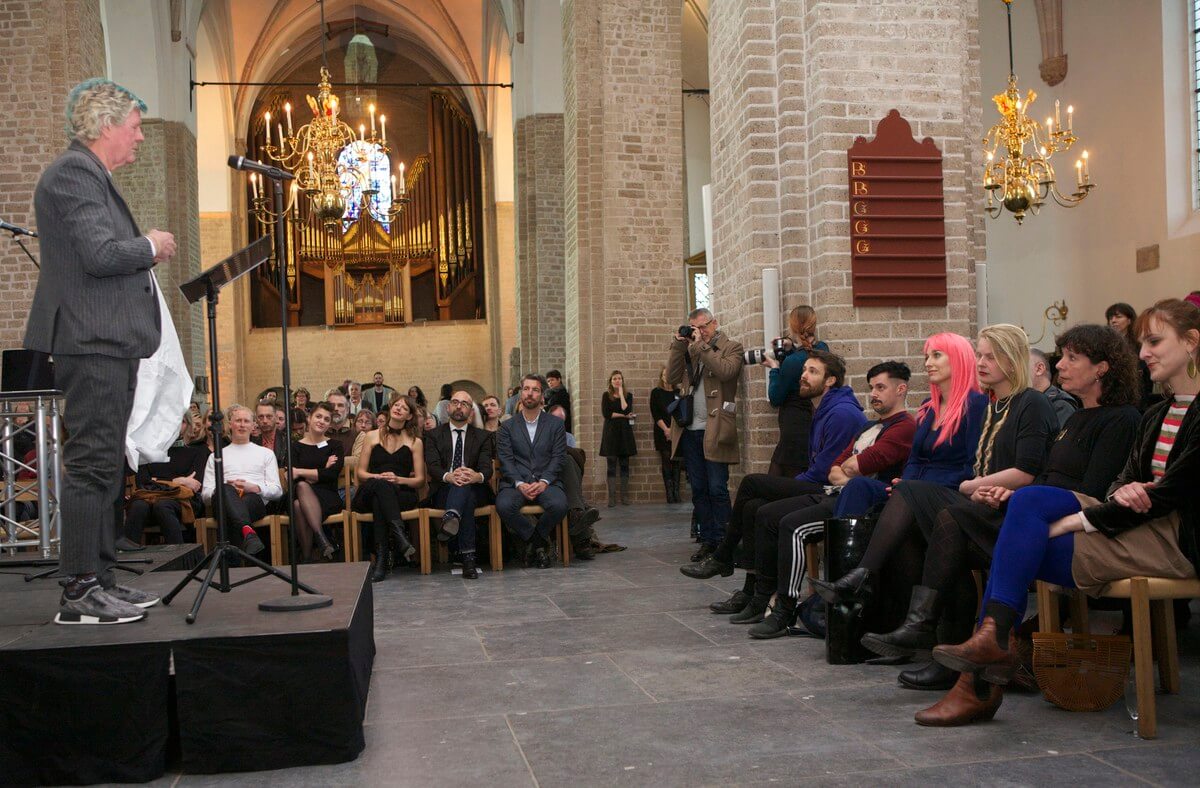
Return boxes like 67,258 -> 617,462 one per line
666,308 -> 745,560
757,305 -> 829,478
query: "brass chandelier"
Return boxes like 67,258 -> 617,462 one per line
247,0 -> 408,231
983,0 -> 1095,224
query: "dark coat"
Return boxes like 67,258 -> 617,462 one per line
24,140 -> 161,358
496,411 -> 567,489
424,421 -> 495,500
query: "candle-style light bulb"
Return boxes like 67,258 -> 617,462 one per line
1067,104 -> 1074,132
284,102 -> 293,135
398,162 -> 406,195
359,123 -> 365,142
1082,150 -> 1090,181
380,114 -> 386,144
369,103 -> 376,135
1075,159 -> 1083,187
1055,99 -> 1061,127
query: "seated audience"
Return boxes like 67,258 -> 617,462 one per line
1108,301 -> 1156,410
862,324 -> 1142,691
918,300 -> 1199,727
353,394 -> 425,581
424,391 -> 495,579
767,305 -> 830,478
290,387 -> 313,434
118,414 -> 209,548
288,402 -> 345,562
1030,347 -> 1078,429
813,324 -> 1058,628
375,410 -> 388,431
273,402 -> 287,435
408,386 -> 429,412
432,383 -> 453,426
200,404 -> 283,557
349,409 -> 377,467
347,382 -> 370,416
324,389 -> 354,454
544,369 -> 572,433
251,399 -> 288,465
481,394 -> 503,432
496,374 -> 569,568
681,350 -> 866,581
366,371 -> 397,414
548,403 -> 602,560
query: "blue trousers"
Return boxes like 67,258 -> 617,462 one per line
496,484 -> 568,544
431,483 -> 482,554
982,486 -> 1079,619
678,429 -> 730,546
832,476 -> 889,519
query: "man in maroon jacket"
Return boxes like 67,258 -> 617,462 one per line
709,361 -> 917,625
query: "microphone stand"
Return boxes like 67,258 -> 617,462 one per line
4,230 -> 39,269
259,174 -> 332,612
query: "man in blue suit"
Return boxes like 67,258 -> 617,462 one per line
496,374 -> 568,568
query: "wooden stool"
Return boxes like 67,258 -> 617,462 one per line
421,506 -> 503,571
350,509 -> 427,573
1037,576 -> 1200,739
518,505 -> 570,566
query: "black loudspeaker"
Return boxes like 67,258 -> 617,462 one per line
1,350 -> 55,392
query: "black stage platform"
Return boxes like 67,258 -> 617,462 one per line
0,557 -> 375,786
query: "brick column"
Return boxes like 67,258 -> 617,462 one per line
514,113 -> 566,375
0,0 -> 106,350
562,0 -> 686,501
708,0 -> 984,476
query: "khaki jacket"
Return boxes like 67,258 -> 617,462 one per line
666,331 -> 745,464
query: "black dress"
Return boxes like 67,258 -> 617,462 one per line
649,386 -> 677,454
600,392 -> 638,457
291,439 -> 345,519
352,441 -> 420,512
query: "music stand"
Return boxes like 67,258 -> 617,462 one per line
162,234 -> 329,622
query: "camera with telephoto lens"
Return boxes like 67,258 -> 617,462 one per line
742,337 -> 796,365
677,325 -> 695,340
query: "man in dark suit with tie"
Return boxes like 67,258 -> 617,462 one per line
496,374 -> 568,568
424,390 -> 495,579
23,79 -> 177,625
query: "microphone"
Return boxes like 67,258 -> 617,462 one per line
0,219 -> 37,238
227,155 -> 295,181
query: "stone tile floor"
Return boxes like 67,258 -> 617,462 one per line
159,504 -> 1200,787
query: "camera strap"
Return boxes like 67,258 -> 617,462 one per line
684,355 -> 702,393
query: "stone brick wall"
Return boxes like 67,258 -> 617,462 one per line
514,113 -> 566,376
0,0 -> 105,350
563,0 -> 687,500
239,321 -> 498,410
707,0 -> 984,481
199,212 -> 242,403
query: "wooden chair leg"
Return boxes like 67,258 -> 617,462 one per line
804,542 -> 821,583
1036,581 -> 1060,633
1130,578 -> 1157,739
269,517 -> 283,566
489,511 -> 503,571
415,516 -> 431,575
1069,590 -> 1090,634
559,519 -> 570,567
1150,598 -> 1181,694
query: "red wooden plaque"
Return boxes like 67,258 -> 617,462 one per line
847,110 -> 946,306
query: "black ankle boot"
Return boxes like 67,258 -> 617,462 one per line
861,586 -> 942,658
729,596 -> 769,624
810,567 -> 875,605
389,521 -> 416,562
898,660 -> 958,691
749,596 -> 797,639
371,545 -> 389,582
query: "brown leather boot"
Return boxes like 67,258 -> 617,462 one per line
932,616 -> 1018,684
914,672 -> 1004,727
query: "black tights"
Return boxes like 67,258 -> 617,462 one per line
859,495 -> 919,572
606,456 -> 630,477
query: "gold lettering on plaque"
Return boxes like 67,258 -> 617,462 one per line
855,239 -> 871,254
852,161 -> 867,176
854,220 -> 870,234
853,202 -> 868,216
853,181 -> 869,196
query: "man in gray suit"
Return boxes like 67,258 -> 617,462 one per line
496,374 -> 568,568
24,79 -> 177,625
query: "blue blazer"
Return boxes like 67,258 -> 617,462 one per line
497,411 -> 567,489
901,391 -> 989,487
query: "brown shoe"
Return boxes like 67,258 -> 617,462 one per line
932,616 -> 1018,685
914,672 -> 1004,727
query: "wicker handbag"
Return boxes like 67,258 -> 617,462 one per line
1032,631 -> 1132,712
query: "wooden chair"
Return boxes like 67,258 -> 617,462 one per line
347,467 -> 427,572
274,464 -> 354,564
195,513 -> 278,561
421,505 -> 504,572
1036,577 -> 1200,739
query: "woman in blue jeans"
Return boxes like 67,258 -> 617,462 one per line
916,299 -> 1200,726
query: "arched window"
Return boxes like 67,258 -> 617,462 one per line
338,140 -> 394,231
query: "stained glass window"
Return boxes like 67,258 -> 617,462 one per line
338,140 -> 393,231
692,272 -> 711,310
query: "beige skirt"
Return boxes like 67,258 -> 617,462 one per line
1071,492 -> 1195,596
